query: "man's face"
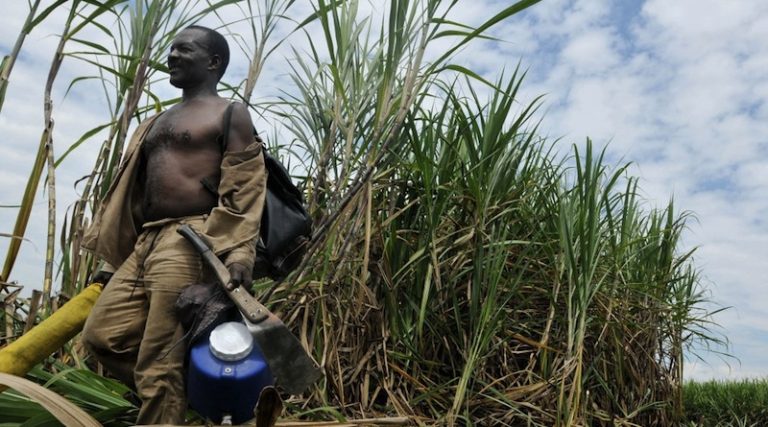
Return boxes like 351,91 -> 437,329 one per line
168,29 -> 214,88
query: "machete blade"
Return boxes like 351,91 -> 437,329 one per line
244,315 -> 322,395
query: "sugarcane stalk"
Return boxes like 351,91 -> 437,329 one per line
0,0 -> 42,115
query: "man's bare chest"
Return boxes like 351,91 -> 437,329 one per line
143,110 -> 223,155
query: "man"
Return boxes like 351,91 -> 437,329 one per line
81,26 -> 266,424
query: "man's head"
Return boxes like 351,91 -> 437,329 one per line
185,25 -> 230,79
168,25 -> 230,88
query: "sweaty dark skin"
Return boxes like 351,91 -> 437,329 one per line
141,98 -> 226,221
139,27 -> 255,288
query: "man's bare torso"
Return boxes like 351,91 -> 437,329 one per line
141,98 -> 230,222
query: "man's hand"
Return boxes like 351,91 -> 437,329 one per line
92,270 -> 114,286
227,262 -> 252,291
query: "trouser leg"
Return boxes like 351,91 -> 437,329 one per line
83,217 -> 211,425
82,231 -> 154,389
134,218 -> 209,425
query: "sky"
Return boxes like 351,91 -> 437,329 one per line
1,1 -> 766,381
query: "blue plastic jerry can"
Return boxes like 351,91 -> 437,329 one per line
187,321 -> 274,425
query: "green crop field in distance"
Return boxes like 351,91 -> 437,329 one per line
683,379 -> 768,426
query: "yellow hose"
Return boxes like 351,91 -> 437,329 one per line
0,284 -> 102,383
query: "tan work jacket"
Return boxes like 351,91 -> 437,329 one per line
82,113 -> 267,271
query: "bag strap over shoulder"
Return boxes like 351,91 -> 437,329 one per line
201,103 -> 237,195
221,102 -> 264,153
221,102 -> 236,153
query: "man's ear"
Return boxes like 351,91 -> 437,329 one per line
208,54 -> 222,73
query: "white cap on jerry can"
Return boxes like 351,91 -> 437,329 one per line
209,322 -> 254,362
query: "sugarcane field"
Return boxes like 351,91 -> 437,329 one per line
2,1 -> 767,426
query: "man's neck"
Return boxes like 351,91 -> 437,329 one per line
181,83 -> 219,102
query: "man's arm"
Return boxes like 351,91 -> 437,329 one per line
223,102 -> 260,289
204,102 -> 267,290
226,102 -> 257,152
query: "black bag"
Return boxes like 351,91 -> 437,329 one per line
222,103 -> 312,280
175,282 -> 237,344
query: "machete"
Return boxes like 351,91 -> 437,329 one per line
177,224 -> 321,395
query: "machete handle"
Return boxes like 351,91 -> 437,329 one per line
177,224 -> 269,324
177,224 -> 212,254
231,287 -> 269,324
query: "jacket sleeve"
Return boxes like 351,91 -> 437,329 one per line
81,115 -> 158,268
201,140 -> 267,270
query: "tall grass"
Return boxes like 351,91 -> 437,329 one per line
0,0 -> 70,292
0,1 -> 724,425
684,379 -> 768,426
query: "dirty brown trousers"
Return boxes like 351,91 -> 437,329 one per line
82,216 -> 212,425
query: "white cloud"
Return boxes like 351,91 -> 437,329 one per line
560,29 -> 621,73
469,0 -> 768,381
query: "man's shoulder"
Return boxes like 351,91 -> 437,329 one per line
228,101 -> 253,125
134,112 -> 165,138
142,110 -> 166,125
